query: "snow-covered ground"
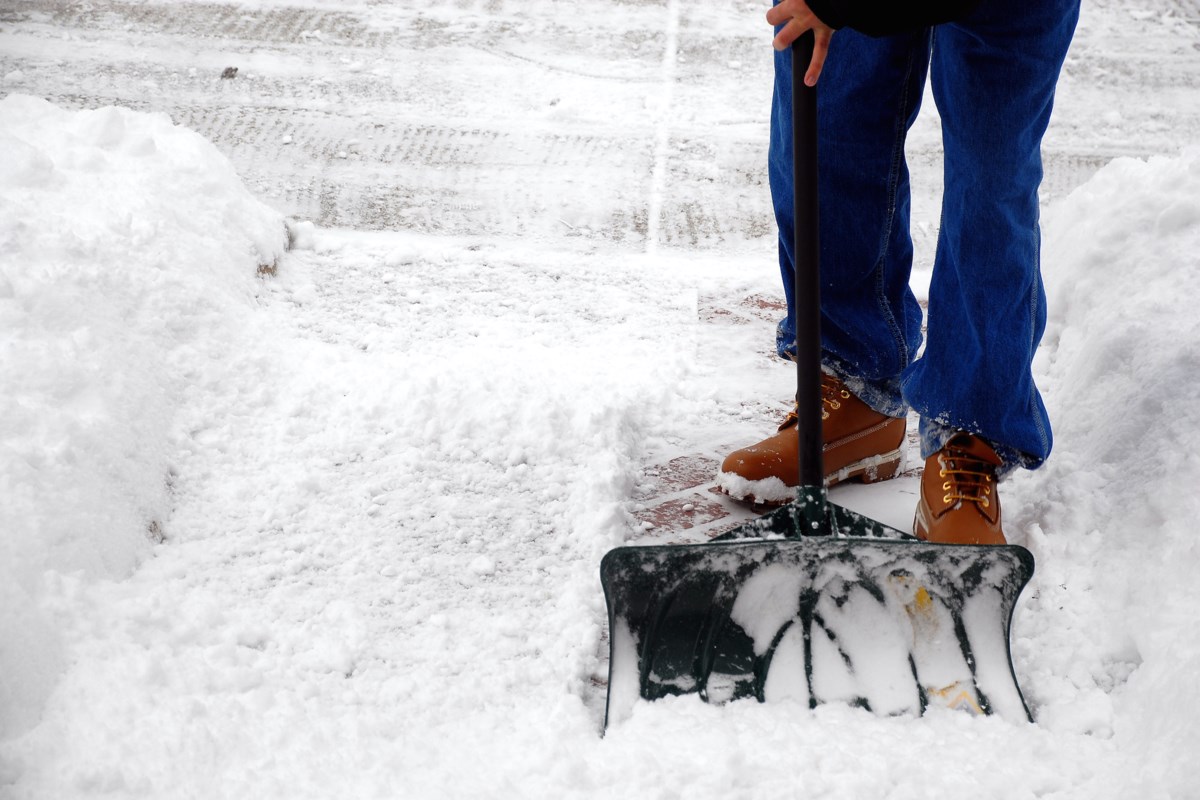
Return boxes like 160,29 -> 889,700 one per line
2,1 -> 1200,797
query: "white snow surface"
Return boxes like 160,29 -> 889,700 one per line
2,1 -> 1200,798
0,94 -> 287,742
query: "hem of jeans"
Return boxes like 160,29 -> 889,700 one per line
824,361 -> 908,420
918,417 -> 1044,479
774,322 -> 909,420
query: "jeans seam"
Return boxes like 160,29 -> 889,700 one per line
1029,223 -> 1051,457
874,37 -> 926,374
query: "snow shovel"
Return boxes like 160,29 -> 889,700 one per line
600,32 -> 1035,728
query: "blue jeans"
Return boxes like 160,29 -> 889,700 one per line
770,0 -> 1080,471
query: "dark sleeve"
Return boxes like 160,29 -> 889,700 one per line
803,0 -> 982,37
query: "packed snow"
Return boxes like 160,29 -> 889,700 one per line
2,1 -> 1200,798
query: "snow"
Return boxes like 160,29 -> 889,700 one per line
1009,148 -> 1200,789
0,94 -> 286,740
1,0 -> 1200,798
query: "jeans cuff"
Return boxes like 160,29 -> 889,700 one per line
828,363 -> 908,419
776,319 -> 909,419
918,417 -> 1042,478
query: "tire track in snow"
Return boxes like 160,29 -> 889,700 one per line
10,0 -> 1190,246
2,0 -> 669,239
645,0 -> 680,254
34,0 -> 387,47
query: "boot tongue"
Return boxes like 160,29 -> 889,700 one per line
947,433 -> 1002,467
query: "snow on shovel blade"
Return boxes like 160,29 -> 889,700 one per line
600,503 -> 1035,728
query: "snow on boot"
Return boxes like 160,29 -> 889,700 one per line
716,374 -> 905,504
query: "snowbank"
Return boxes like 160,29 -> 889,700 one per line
0,95 -> 286,736
1011,148 -> 1200,793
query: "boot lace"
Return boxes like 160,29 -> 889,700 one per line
937,445 -> 995,509
820,374 -> 852,421
777,375 -> 853,430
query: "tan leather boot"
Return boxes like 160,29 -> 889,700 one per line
717,374 -> 905,504
914,433 -> 1005,545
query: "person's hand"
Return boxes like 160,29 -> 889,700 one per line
765,0 -> 834,86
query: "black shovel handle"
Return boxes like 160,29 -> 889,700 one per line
792,33 -> 823,490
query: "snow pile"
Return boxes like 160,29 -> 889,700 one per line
1012,148 -> 1200,791
0,95 -> 286,736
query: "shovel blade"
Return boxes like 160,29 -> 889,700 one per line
601,502 -> 1034,728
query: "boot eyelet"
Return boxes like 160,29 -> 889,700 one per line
938,469 -> 947,478
829,400 -> 841,410
943,494 -> 953,505
981,497 -> 990,508
840,390 -> 851,399
821,410 -> 830,420
942,481 -> 951,491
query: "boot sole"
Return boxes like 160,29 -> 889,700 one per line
826,446 -> 905,488
717,446 -> 904,507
